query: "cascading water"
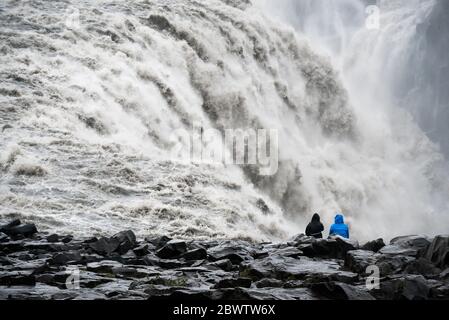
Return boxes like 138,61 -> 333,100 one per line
0,0 -> 448,241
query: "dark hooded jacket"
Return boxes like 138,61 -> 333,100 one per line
305,213 -> 324,238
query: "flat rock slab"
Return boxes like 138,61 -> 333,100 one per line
241,255 -> 358,284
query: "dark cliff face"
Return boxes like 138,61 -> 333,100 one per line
399,0 -> 449,157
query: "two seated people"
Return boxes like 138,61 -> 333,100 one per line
305,213 -> 349,239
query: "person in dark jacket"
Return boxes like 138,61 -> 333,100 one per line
305,213 -> 324,238
329,213 -> 349,239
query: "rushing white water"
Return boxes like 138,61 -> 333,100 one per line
0,0 -> 448,241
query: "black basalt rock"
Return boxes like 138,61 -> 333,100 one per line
425,235 -> 449,269
361,238 -> 386,252
1,222 -> 38,239
156,240 -> 187,259
181,248 -> 208,261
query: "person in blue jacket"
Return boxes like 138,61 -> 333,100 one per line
329,214 -> 349,239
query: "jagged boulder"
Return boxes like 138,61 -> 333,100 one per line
147,235 -> 172,249
208,241 -> 255,265
89,230 -> 137,256
425,235 -> 449,269
311,282 -> 375,300
111,230 -> 137,255
361,239 -> 386,252
345,250 -> 379,274
156,240 -> 187,259
0,232 -> 9,243
372,275 -> 430,300
213,278 -> 252,289
0,219 -> 21,232
133,244 -> 150,257
89,237 -> 120,256
0,220 -> 38,239
300,236 -> 358,260
388,235 -> 431,257
181,248 -> 208,261
404,258 -> 441,277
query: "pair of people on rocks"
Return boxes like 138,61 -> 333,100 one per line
305,213 -> 349,239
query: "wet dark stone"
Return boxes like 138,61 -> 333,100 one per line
404,258 -> 441,277
345,250 -> 379,274
61,236 -> 73,244
83,237 -> 98,244
206,259 -> 234,271
3,224 -> 38,238
440,268 -> 449,279
372,275 -> 430,300
0,271 -> 36,286
111,267 -> 138,278
181,248 -> 207,260
111,230 -> 137,255
133,244 -> 150,257
147,235 -> 172,249
379,245 -> 419,257
35,273 -> 55,285
0,240 -> 26,253
0,232 -> 9,243
214,277 -> 252,289
254,278 -> 283,288
150,289 -> 212,300
51,251 -> 83,265
252,250 -> 269,259
23,242 -> 69,253
87,260 -> 123,273
430,281 -> 449,299
300,237 -> 358,260
0,256 -> 13,266
212,287 -> 254,300
156,240 -> 187,259
389,235 -> 431,257
89,237 -> 120,256
375,254 -> 416,276
208,241 -> 255,265
275,247 -> 303,259
1,221 -> 449,300
143,254 -> 187,269
361,238 -> 386,252
425,235 -> 449,268
240,255 -> 358,284
46,234 -> 60,243
0,219 -> 21,232
290,234 -> 315,246
311,282 -> 375,300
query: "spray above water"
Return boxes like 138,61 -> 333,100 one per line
0,0 -> 448,241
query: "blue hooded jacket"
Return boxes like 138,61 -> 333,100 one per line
329,214 -> 349,239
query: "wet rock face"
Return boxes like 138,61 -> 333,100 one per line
0,220 -> 37,239
361,239 -> 386,253
0,220 -> 449,300
297,235 -> 358,259
425,235 -> 449,269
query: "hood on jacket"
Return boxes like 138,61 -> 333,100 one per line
312,213 -> 320,222
334,214 -> 344,224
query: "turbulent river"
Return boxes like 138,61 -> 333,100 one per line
0,0 -> 448,241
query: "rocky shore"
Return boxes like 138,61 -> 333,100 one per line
0,219 -> 448,300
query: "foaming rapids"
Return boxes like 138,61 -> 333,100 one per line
0,0 -> 448,241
